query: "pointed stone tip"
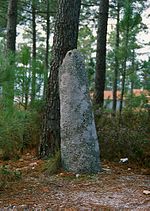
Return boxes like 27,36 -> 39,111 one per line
66,49 -> 83,58
62,49 -> 85,66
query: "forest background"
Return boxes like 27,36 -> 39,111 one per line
0,0 -> 150,174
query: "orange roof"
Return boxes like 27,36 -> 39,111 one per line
132,89 -> 149,96
90,89 -> 149,100
103,89 -> 149,100
104,90 -> 121,100
90,91 -> 121,100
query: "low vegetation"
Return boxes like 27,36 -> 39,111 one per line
96,109 -> 150,167
0,165 -> 21,190
0,98 -> 149,168
43,151 -> 61,175
0,103 -> 41,160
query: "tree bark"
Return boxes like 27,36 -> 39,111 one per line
112,0 -> 120,113
119,0 -> 131,114
39,0 -> 81,158
3,0 -> 18,108
6,0 -> 18,52
94,0 -> 109,107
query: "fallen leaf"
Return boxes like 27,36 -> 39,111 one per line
42,187 -> 49,193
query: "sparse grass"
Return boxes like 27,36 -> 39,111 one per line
0,165 -> 21,190
43,151 -> 61,175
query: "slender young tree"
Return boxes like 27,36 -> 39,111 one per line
43,0 -> 50,98
31,0 -> 37,105
94,0 -> 109,107
119,0 -> 131,114
130,47 -> 136,96
39,0 -> 81,158
112,0 -> 120,113
106,0 -> 147,113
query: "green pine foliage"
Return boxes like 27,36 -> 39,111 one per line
125,93 -> 148,109
0,44 -> 42,160
0,107 -> 41,160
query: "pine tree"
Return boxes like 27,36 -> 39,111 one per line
94,0 -> 109,107
2,0 -> 18,109
39,0 -> 81,158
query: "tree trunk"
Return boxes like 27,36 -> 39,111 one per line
3,0 -> 18,108
119,63 -> 126,114
119,36 -> 129,114
39,0 -> 81,158
130,80 -> 134,96
24,69 -> 30,110
6,0 -> 17,52
112,0 -> 120,113
119,0 -> 130,114
31,0 -> 36,105
130,49 -> 136,96
43,0 -> 50,98
94,0 -> 109,107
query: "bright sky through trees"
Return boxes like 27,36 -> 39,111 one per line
136,6 -> 150,60
16,5 -> 150,61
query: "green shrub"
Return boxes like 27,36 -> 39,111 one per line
96,110 -> 150,167
0,105 -> 41,160
0,45 -> 42,160
125,93 -> 148,109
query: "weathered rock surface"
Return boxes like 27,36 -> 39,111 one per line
59,49 -> 101,173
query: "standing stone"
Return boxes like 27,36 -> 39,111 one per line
59,49 -> 101,173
